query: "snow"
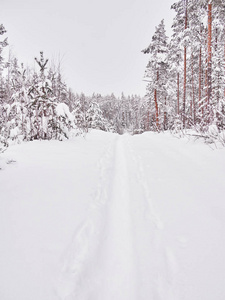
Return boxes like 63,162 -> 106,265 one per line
1,130 -> 225,300
9,126 -> 20,139
56,103 -> 74,122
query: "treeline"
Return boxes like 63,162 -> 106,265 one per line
0,29 -> 147,146
142,0 -> 225,138
1,0 -> 225,149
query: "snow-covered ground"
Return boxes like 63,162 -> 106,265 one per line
1,130 -> 225,300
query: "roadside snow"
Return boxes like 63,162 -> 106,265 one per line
1,130 -> 225,300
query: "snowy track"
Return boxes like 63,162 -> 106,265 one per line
57,135 -> 180,300
1,130 -> 225,300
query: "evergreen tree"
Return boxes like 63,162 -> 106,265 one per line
142,19 -> 169,130
0,24 -> 8,74
0,24 -> 8,146
87,101 -> 109,131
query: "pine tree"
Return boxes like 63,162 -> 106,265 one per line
0,24 -> 8,147
27,52 -> 75,140
142,19 -> 169,131
0,24 -> 8,74
87,101 -> 108,131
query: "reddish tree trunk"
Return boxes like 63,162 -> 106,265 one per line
183,3 -> 188,128
224,41 -> 225,99
204,58 -> 208,116
207,3 -> 212,107
177,72 -> 180,115
191,52 -> 196,124
154,71 -> 159,130
215,28 -> 220,104
199,46 -> 202,111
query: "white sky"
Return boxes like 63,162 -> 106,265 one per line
1,0 -> 175,96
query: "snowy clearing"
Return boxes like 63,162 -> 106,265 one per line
1,130 -> 225,300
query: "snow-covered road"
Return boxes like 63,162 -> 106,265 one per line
1,130 -> 225,300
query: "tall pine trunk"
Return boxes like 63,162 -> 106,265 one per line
199,46 -> 202,114
154,71 -> 159,130
191,52 -> 196,124
177,72 -> 180,115
207,2 -> 212,110
183,1 -> 188,128
224,41 -> 225,99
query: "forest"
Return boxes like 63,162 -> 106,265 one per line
0,0 -> 225,149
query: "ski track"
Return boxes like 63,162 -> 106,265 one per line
57,135 -> 180,300
126,135 -> 180,300
56,136 -> 117,300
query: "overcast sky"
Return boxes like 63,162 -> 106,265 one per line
1,0 -> 175,96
